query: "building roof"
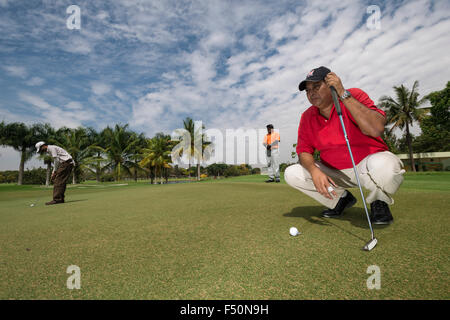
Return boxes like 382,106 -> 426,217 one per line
396,151 -> 450,159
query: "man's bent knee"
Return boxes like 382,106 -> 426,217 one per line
364,151 -> 405,194
284,164 -> 309,187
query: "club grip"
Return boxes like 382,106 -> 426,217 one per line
330,86 -> 342,115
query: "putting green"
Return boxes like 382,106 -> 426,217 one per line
0,173 -> 449,299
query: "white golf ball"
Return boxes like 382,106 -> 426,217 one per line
30,204 -> 35,207
289,227 -> 300,236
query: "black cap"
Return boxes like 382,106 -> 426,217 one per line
298,66 -> 331,91
266,124 -> 274,129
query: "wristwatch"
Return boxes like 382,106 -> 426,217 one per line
340,90 -> 352,101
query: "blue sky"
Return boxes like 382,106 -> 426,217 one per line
0,0 -> 449,170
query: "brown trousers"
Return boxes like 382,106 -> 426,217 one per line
53,160 -> 74,202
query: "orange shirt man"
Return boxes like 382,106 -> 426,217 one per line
263,124 -> 281,182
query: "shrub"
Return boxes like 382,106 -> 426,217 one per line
224,166 -> 240,177
0,171 -> 18,183
101,173 -> 115,182
0,168 -> 47,185
22,168 -> 47,184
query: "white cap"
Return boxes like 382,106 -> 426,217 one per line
35,141 -> 45,153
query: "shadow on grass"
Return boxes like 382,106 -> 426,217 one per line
283,206 -> 389,242
64,199 -> 88,203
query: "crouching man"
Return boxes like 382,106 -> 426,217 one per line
284,66 -> 405,224
36,141 -> 75,205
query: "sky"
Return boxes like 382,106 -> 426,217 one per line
0,0 -> 449,170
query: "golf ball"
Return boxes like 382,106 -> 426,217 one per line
289,227 -> 300,236
30,204 -> 35,207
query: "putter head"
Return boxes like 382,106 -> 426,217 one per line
363,238 -> 378,251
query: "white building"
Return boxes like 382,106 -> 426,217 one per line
396,151 -> 450,171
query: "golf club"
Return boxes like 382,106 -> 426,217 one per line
330,86 -> 377,251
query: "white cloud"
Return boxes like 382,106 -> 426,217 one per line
58,36 -> 92,55
91,82 -> 111,96
18,92 -> 94,128
0,0 -> 11,7
3,65 -> 27,78
25,77 -> 45,86
0,106 -> 35,124
130,0 -> 449,164
114,90 -> 127,100
19,92 -> 53,111
65,101 -> 83,110
96,11 -> 109,20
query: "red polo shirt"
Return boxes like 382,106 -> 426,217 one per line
296,88 -> 388,170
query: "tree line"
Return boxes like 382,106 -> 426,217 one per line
0,165 -> 266,185
0,117 -> 259,185
1,80 -> 448,184
378,80 -> 450,171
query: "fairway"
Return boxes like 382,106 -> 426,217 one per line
1,173 -> 449,299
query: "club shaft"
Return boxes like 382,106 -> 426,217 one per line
337,115 -> 374,239
330,87 -> 375,240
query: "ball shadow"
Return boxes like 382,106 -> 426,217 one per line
283,205 -> 389,242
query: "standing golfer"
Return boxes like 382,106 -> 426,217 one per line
284,66 -> 405,224
36,141 -> 75,205
263,124 -> 281,183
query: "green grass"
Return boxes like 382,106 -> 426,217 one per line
0,173 -> 449,299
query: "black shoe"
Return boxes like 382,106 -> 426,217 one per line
275,178 -> 280,183
45,200 -> 64,205
265,179 -> 275,183
322,191 -> 357,218
370,200 -> 394,225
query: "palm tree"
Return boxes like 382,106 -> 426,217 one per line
180,117 -> 213,181
129,132 -> 147,182
378,81 -> 428,172
140,133 -> 173,184
41,154 -> 54,186
0,121 -> 5,144
0,122 -> 40,185
381,128 -> 399,155
195,125 -> 213,181
54,127 -> 93,184
84,147 -> 109,182
182,117 -> 195,179
82,127 -> 109,182
102,124 -> 140,181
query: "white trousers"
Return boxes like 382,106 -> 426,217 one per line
284,151 -> 405,208
267,148 -> 280,179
